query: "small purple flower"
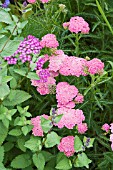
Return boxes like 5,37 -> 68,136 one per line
1,0 -> 10,8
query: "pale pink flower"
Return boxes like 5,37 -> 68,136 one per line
77,123 -> 88,134
110,134 -> 113,142
40,0 -> 49,3
110,123 -> 113,133
49,54 -> 67,72
102,123 -> 110,133
58,136 -> 75,157
54,108 -> 85,129
56,82 -> 78,108
31,114 -> 49,136
74,93 -> 84,103
63,16 -> 90,34
63,22 -> 70,29
86,58 -> 104,75
40,34 -> 59,48
59,56 -> 87,77
31,76 -> 56,95
54,49 -> 64,55
27,0 -> 36,3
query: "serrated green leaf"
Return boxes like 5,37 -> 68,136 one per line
24,136 -> 42,152
0,146 -> 4,163
74,136 -> 83,152
2,76 -> 13,83
41,151 -> 53,162
0,10 -> 13,24
74,153 -> 92,168
55,153 -> 72,170
33,153 -> 45,170
11,154 -> 32,169
0,121 -> 8,145
41,117 -> 52,133
1,40 -> 21,57
45,132 -> 61,148
0,84 -> 10,99
21,126 -> 29,136
54,114 -> 63,123
3,90 -> 31,106
9,129 -> 22,136
4,142 -> 14,152
14,68 -> 27,76
10,78 -> 17,89
17,138 -> 26,152
27,72 -> 40,80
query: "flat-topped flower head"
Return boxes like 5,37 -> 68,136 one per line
40,34 -> 59,48
63,16 -> 90,34
56,82 -> 78,108
27,0 -> 36,3
58,136 -> 75,157
40,0 -> 49,3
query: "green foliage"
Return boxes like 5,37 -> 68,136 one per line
74,136 -> 84,152
0,0 -> 113,169
44,132 -> 61,148
55,153 -> 72,170
74,152 -> 92,168
11,154 -> 32,169
41,117 -> 53,133
0,121 -> 8,145
33,153 -> 45,170
3,90 -> 31,106
24,136 -> 42,152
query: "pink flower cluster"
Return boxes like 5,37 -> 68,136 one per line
63,16 -> 90,34
102,123 -> 110,133
40,0 -> 49,3
49,55 -> 104,77
31,74 -> 56,95
54,107 -> 87,134
31,114 -> 49,136
58,136 -> 75,157
56,82 -> 79,108
110,123 -> 113,150
27,0 -> 36,3
40,34 -> 59,48
59,56 -> 87,77
86,58 -> 104,74
102,123 -> 113,151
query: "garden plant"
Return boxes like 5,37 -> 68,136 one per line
0,0 -> 113,169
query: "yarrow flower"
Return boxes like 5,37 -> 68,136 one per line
27,0 -> 36,3
31,114 -> 49,136
74,93 -> 84,103
63,16 -> 90,34
40,0 -> 49,3
86,58 -> 104,75
31,70 -> 56,95
58,136 -> 75,157
102,123 -> 113,151
102,123 -> 110,133
54,107 -> 86,129
56,82 -> 78,108
40,34 -> 59,48
59,56 -> 87,77
49,54 -> 67,72
77,123 -> 88,134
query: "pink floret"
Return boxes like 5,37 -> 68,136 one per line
40,34 -> 59,48
102,123 -> 110,133
58,136 -> 75,157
